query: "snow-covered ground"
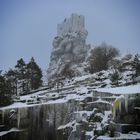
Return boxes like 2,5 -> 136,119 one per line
97,132 -> 140,140
0,128 -> 23,137
0,83 -> 140,110
95,84 -> 140,94
0,82 -> 140,139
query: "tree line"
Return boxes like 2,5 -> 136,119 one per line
0,57 -> 42,107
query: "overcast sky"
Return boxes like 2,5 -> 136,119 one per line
0,0 -> 140,71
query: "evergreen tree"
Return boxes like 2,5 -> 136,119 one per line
27,57 -> 42,90
132,54 -> 140,77
15,58 -> 27,79
5,69 -> 17,95
110,70 -> 122,86
0,71 -> 13,107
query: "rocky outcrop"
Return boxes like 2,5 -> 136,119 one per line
57,14 -> 85,37
47,14 -> 90,81
112,94 -> 140,133
1,88 -> 140,139
0,102 -> 81,140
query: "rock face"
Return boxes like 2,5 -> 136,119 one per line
0,102 -> 81,140
57,14 -> 85,36
112,94 -> 140,133
47,14 -> 90,81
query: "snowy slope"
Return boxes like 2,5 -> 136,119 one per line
95,84 -> 140,94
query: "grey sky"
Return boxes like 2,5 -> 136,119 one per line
0,0 -> 140,71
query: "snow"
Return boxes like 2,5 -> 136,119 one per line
74,109 -> 96,118
96,122 -> 102,130
46,98 -> 68,104
88,98 -> 112,105
1,102 -> 29,110
134,107 -> 140,110
0,98 -> 69,110
97,135 -> 114,139
0,128 -> 23,136
114,95 -> 124,101
85,131 -> 93,137
0,82 -> 139,112
57,120 -> 76,130
74,74 -> 92,82
76,86 -> 88,94
20,89 -> 48,100
95,84 -> 140,94
101,111 -> 111,124
0,87 -> 93,110
97,132 -> 140,140
74,109 -> 97,123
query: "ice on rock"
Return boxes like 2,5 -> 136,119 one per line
124,94 -> 128,113
17,109 -> 21,128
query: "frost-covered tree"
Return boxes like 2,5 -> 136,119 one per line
88,42 -> 119,73
110,70 -> 122,86
61,63 -> 75,79
122,54 -> 132,61
132,54 -> 140,77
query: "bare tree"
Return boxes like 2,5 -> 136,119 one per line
88,42 -> 119,73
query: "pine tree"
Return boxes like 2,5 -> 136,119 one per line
0,71 -> 13,107
27,57 -> 43,90
5,69 -> 17,95
132,54 -> 140,77
110,70 -> 122,86
15,58 -> 27,79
